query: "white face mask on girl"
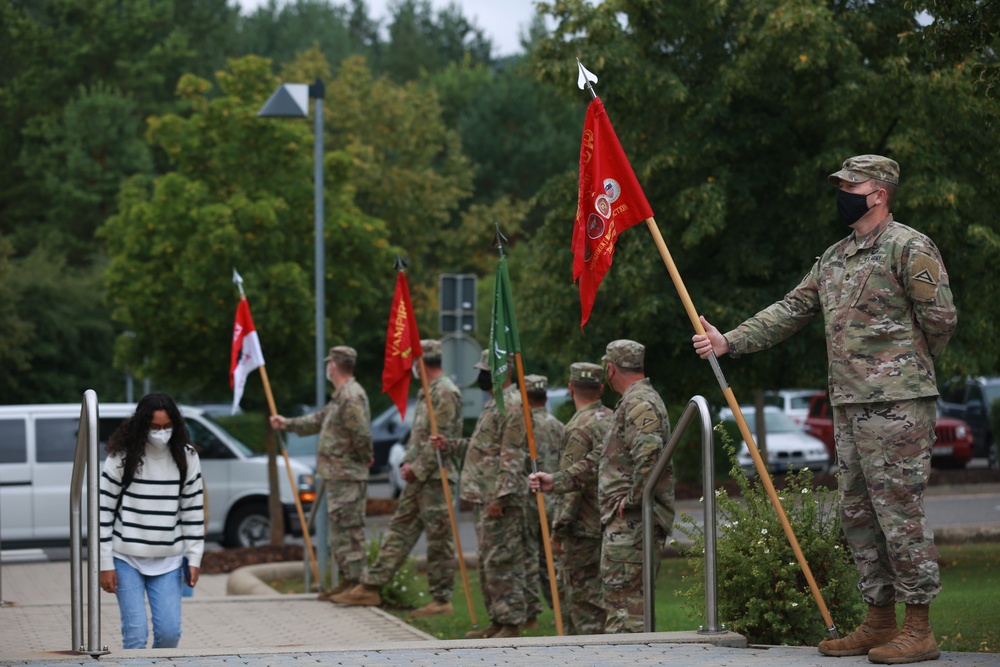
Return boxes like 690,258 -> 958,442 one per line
147,428 -> 172,450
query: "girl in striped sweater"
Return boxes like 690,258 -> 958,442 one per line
99,392 -> 205,649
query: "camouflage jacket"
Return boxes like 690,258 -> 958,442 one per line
726,216 -> 957,406
550,400 -> 612,539
403,373 -> 463,482
286,377 -> 372,481
458,385 -> 527,506
553,380 -> 673,529
529,407 -> 564,475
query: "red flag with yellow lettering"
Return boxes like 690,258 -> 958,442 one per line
382,272 -> 423,419
573,97 -> 653,329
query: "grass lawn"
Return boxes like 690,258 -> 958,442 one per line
273,542 -> 998,652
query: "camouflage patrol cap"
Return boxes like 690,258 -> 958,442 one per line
326,345 -> 357,363
420,339 -> 441,361
473,348 -> 491,371
524,374 -> 548,392
569,362 -> 603,386
603,339 -> 645,370
828,154 -> 899,186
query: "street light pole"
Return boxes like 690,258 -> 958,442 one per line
258,78 -> 327,408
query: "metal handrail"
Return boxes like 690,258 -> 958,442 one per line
303,476 -> 329,591
642,395 -> 724,634
69,390 -> 109,657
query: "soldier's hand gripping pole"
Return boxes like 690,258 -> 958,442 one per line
416,357 -> 478,629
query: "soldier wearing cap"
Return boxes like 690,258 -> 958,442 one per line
270,345 -> 372,596
693,155 -> 956,664
522,374 -> 564,617
531,341 -> 675,634
431,349 -> 529,639
540,361 -> 612,634
332,340 -> 463,616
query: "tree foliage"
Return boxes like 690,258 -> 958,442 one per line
517,0 -> 1000,403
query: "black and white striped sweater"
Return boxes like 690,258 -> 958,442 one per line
99,443 -> 205,570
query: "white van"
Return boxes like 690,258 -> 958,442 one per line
0,403 -> 314,548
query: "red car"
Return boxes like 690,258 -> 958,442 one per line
805,392 -> 974,469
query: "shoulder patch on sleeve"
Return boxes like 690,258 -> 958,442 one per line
627,402 -> 661,435
910,253 -> 940,302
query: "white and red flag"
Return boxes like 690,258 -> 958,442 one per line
230,298 -> 265,414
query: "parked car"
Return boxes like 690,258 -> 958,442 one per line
805,392 -> 975,469
939,376 -> 1000,468
763,389 -> 823,428
720,405 -> 830,476
0,403 -> 314,548
286,397 -> 417,477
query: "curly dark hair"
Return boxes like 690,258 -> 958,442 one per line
107,392 -> 190,487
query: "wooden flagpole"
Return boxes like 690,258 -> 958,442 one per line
415,356 -> 478,628
575,60 -> 838,638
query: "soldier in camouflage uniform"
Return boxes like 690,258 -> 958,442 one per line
548,361 -> 611,635
270,345 -> 372,596
532,341 -> 675,634
432,349 -> 528,639
523,374 -> 564,615
693,155 -> 957,664
331,340 -> 463,616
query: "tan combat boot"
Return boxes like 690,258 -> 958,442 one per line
868,604 -> 941,664
317,579 -> 357,601
411,599 -> 454,617
491,624 -> 520,639
465,623 -> 502,639
330,583 -> 381,606
818,604 -> 900,656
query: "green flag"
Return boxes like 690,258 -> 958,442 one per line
489,255 -> 521,415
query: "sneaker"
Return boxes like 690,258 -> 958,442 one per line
411,599 -> 454,617
330,583 -> 381,606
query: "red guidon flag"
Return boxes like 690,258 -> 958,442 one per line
572,97 -> 654,328
230,298 -> 266,414
382,272 -> 423,419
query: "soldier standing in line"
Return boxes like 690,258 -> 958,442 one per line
522,374 -> 564,618
431,349 -> 528,639
331,340 -> 463,616
693,155 -> 956,664
270,345 -> 372,597
531,340 -> 675,634
548,362 -> 611,635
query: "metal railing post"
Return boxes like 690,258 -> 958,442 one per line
642,395 -> 723,633
304,478 -> 328,590
69,390 -> 109,657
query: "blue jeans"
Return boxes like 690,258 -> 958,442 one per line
113,557 -> 183,649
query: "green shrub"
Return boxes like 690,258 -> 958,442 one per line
675,425 -> 864,645
365,531 -> 423,609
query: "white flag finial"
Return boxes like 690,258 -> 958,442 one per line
576,58 -> 598,90
232,268 -> 245,296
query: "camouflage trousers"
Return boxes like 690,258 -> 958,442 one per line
558,533 -> 605,635
601,510 -> 663,633
325,479 -> 367,583
362,476 -> 455,602
475,503 -> 528,626
523,497 -> 547,620
833,397 -> 940,606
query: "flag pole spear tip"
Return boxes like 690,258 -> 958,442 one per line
492,223 -> 508,256
393,254 -> 407,272
232,268 -> 245,296
576,58 -> 599,98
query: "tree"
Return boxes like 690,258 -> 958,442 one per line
101,56 -> 396,407
517,0 -> 1000,403
380,0 -> 492,81
237,0 -> 352,77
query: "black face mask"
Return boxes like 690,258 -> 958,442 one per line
836,189 -> 873,226
476,369 -> 493,392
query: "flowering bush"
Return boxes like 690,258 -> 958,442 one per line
674,425 -> 864,645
